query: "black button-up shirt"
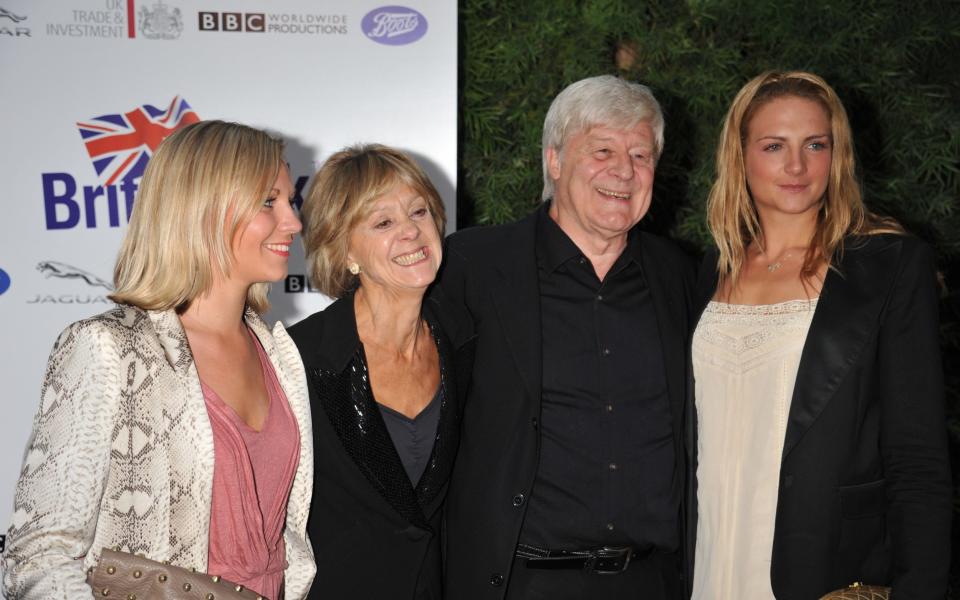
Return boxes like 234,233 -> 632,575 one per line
518,205 -> 678,552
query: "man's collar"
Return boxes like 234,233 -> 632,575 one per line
536,200 -> 644,273
536,201 -> 583,273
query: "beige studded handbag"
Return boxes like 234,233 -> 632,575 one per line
819,582 -> 891,600
86,548 -> 266,600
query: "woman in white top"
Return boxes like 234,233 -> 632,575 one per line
689,71 -> 950,599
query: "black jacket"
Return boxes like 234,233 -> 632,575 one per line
288,290 -> 474,600
437,210 -> 696,599
688,234 -> 951,599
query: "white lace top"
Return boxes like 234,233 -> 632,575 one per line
691,299 -> 818,600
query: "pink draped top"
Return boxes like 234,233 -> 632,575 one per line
202,331 -> 301,600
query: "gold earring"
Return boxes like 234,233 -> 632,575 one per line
348,263 -> 361,275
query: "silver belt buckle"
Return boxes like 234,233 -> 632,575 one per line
585,546 -> 632,574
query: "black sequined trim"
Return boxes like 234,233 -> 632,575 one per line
308,314 -> 459,530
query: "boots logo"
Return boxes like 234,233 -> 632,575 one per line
362,6 -> 427,45
42,96 -> 200,230
37,262 -> 114,290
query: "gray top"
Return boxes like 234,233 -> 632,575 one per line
378,386 -> 442,487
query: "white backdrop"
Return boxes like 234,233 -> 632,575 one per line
0,0 -> 456,538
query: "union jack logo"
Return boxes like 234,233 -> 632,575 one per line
76,96 -> 200,185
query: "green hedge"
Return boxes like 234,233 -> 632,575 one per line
459,0 -> 960,591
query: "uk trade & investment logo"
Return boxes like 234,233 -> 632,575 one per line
47,0 -> 127,38
42,96 -> 199,230
28,261 -> 115,305
362,6 -> 427,45
0,6 -> 30,37
0,267 -> 11,295
46,0 -> 181,39
198,10 -> 346,35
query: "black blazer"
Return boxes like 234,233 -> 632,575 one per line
288,290 -> 474,600
437,209 -> 696,600
688,234 -> 951,599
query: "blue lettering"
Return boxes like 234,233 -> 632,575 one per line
120,178 -> 138,219
106,185 -> 121,227
293,175 -> 309,211
82,185 -> 122,228
42,172 -> 80,229
43,172 -> 140,229
83,185 -> 104,227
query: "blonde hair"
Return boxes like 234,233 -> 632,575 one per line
542,75 -> 664,200
706,71 -> 901,289
302,144 -> 446,298
110,120 -> 285,313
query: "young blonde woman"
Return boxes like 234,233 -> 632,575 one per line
689,72 -> 950,599
2,121 -> 315,599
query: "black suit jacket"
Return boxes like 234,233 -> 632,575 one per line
688,234 -> 951,599
438,209 -> 696,600
288,290 -> 474,600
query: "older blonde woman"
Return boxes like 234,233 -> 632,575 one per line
690,72 -> 950,599
289,144 -> 472,600
2,121 -> 315,599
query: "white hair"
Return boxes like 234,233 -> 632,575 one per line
541,75 -> 665,200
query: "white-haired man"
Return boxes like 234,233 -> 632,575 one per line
439,75 -> 695,599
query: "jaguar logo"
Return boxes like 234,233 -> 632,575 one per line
0,7 -> 26,22
36,261 -> 113,290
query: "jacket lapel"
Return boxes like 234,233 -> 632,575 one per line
145,308 -> 215,562
639,233 -> 688,438
694,249 -> 720,317
488,211 -> 543,404
416,303 -> 472,518
307,293 -> 433,529
250,313 -> 314,539
782,237 -> 902,458
145,308 -> 209,436
148,309 -> 195,374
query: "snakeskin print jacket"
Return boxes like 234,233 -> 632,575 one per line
1,305 -> 316,599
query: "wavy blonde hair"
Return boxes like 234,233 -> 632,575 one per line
110,120 -> 284,313
301,144 -> 446,298
706,71 -> 901,289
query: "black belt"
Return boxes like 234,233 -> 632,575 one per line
516,543 -> 651,574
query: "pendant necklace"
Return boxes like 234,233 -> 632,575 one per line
766,252 -> 793,273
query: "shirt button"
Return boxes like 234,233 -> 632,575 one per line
578,257 -> 587,265
531,417 -> 539,429
490,573 -> 504,586
608,462 -> 618,471
602,348 -> 611,357
512,493 -> 525,507
605,404 -> 613,412
606,523 -> 615,531
596,294 -> 604,301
